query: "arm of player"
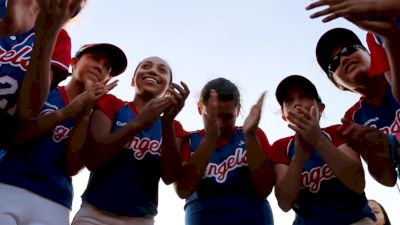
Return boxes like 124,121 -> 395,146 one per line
339,118 -> 397,186
274,135 -> 310,212
12,89 -> 95,145
243,93 -> 275,198
83,97 -> 174,171
17,0 -> 83,120
288,107 -> 365,193
160,82 -> 190,185
173,134 -> 218,199
382,31 -> 400,102
0,0 -> 37,36
173,90 -> 219,199
306,0 -> 400,22
64,102 -> 92,176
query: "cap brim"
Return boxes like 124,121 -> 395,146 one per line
77,43 -> 128,76
275,75 -> 321,106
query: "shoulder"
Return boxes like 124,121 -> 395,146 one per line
322,124 -> 345,147
96,94 -> 126,120
344,99 -> 363,121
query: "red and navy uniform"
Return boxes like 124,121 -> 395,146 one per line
0,86 -> 75,208
182,127 -> 274,225
0,0 -> 71,142
271,125 -> 375,225
82,94 -> 185,217
344,85 -> 400,136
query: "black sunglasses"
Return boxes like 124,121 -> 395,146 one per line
327,44 -> 366,77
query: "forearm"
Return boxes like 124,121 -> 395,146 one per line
83,120 -> 145,171
160,119 -> 181,184
17,28 -> 59,118
0,0 -> 36,36
275,159 -> 304,212
378,0 -> 400,17
383,33 -> 400,101
245,134 -> 275,198
174,134 -> 216,199
313,138 -> 365,193
65,114 -> 90,176
12,110 -> 68,145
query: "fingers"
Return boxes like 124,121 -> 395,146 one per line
256,91 -> 266,109
305,0 -> 329,10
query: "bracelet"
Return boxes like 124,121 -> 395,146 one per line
388,134 -> 399,167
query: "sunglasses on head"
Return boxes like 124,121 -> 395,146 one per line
327,44 -> 365,77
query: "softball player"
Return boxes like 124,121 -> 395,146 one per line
271,75 -> 375,225
71,56 -> 189,225
174,77 -> 275,225
0,43 -> 127,225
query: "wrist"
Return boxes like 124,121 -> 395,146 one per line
389,134 -> 399,167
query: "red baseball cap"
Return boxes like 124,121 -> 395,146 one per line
75,43 -> 128,76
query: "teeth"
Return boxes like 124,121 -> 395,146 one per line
144,77 -> 158,83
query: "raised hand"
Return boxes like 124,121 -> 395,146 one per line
339,117 -> 391,158
306,0 -> 381,23
287,106 -> 323,146
203,90 -> 220,140
135,97 -> 174,129
163,81 -> 190,121
243,92 -> 265,135
36,0 -> 84,32
85,78 -> 119,101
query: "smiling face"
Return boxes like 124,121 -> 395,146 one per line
132,56 -> 172,99
329,44 -> 371,92
71,51 -> 112,85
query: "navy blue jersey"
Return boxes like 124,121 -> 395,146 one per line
82,94 -> 185,217
271,125 -> 375,225
0,86 -> 74,208
183,128 -> 274,225
0,1 -> 71,144
344,85 -> 400,135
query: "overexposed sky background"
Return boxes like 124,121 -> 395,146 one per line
65,1 -> 400,224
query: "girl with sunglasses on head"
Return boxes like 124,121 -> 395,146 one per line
71,56 -> 189,225
314,28 -> 400,187
271,74 -> 375,225
307,1 -> 400,102
174,77 -> 275,225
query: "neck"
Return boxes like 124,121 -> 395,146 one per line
356,76 -> 387,102
132,94 -> 155,113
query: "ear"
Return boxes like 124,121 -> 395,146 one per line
318,103 -> 325,116
131,77 -> 136,87
70,57 -> 78,69
197,102 -> 203,115
236,105 -> 240,118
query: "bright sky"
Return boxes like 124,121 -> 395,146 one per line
65,1 -> 400,224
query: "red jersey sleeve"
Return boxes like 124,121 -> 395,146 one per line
270,137 -> 292,165
255,127 -> 273,159
367,32 -> 390,77
96,94 -> 125,121
173,120 -> 189,137
323,124 -> 345,147
51,29 -> 71,73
